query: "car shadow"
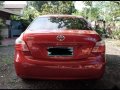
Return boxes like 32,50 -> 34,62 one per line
19,54 -> 120,89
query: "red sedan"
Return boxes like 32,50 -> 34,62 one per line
14,15 -> 106,80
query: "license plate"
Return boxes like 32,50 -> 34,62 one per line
47,47 -> 73,56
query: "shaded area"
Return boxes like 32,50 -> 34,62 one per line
0,46 -> 120,89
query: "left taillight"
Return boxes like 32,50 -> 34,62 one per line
15,37 -> 29,52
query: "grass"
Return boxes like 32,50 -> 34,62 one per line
3,58 -> 13,65
0,45 -> 15,47
0,55 -> 13,66
0,46 -> 14,67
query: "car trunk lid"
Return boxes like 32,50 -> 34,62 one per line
23,30 -> 100,60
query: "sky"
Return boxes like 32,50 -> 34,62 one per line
3,1 -> 27,5
74,1 -> 86,11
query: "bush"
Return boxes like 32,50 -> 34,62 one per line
111,30 -> 120,39
0,35 -> 3,45
0,35 -> 3,40
0,18 -> 5,45
95,28 -> 105,36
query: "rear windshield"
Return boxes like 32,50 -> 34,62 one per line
27,17 -> 92,31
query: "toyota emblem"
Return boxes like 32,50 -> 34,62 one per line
56,35 -> 65,41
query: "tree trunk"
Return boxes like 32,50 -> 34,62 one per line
103,20 -> 106,33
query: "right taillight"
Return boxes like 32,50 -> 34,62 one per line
92,40 -> 105,53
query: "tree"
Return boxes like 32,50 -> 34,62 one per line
29,1 -> 76,15
28,1 -> 48,12
92,1 -> 120,22
11,6 -> 40,20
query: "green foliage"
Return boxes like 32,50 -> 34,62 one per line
0,30 -> 3,44
0,19 -> 4,43
72,10 -> 84,16
74,1 -> 101,21
0,35 -> 3,40
95,28 -> 105,36
90,8 -> 100,20
28,1 -> 48,12
83,7 -> 100,21
11,6 -> 40,21
99,1 -> 120,21
22,6 -> 40,20
30,1 -> 76,15
82,1 -> 120,22
0,19 -> 5,28
111,30 -> 120,39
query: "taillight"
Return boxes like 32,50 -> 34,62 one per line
92,40 -> 105,53
15,37 -> 29,52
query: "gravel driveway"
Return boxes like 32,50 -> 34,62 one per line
0,39 -> 120,89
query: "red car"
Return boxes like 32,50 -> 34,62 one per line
14,15 -> 106,80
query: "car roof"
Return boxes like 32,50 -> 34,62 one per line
38,14 -> 84,18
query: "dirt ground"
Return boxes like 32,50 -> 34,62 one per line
0,39 -> 120,89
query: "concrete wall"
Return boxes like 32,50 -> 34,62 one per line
0,27 -> 9,38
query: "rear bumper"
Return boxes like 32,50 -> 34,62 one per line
14,51 -> 106,80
